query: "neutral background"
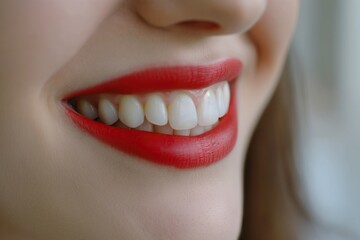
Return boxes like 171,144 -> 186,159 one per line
290,0 -> 360,239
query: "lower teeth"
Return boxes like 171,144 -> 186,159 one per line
96,118 -> 217,136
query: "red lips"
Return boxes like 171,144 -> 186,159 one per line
63,59 -> 242,168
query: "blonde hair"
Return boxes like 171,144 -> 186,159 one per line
240,61 -> 309,240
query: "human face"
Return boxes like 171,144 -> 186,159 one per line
0,0 -> 298,239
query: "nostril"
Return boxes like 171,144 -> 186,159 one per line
177,20 -> 220,31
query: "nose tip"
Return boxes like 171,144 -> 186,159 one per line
136,0 -> 267,35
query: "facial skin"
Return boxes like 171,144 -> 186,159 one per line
0,0 -> 298,239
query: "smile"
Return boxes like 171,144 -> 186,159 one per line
63,59 -> 242,168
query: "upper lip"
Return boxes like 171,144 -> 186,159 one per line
63,58 -> 242,99
63,58 -> 242,169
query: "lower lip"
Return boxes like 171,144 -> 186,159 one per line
64,86 -> 237,169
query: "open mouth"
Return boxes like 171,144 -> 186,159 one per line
63,59 -> 242,168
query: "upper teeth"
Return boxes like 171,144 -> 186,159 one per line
168,93 -> 198,130
144,94 -> 168,126
74,81 -> 230,136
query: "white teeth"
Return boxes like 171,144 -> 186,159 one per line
98,99 -> 118,125
154,124 -> 173,135
190,126 -> 206,136
197,89 -> 219,126
136,120 -> 154,132
76,99 -> 98,120
168,93 -> 198,131
223,82 -> 230,114
223,82 -> 230,115
74,81 -> 231,135
145,94 -> 168,126
114,120 -> 128,128
204,123 -> 217,132
118,96 -> 144,128
216,85 -> 226,117
174,129 -> 191,136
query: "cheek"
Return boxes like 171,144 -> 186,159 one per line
0,1 -> 116,233
0,1 -> 118,173
237,0 -> 298,143
0,0 -> 116,90
249,0 -> 299,61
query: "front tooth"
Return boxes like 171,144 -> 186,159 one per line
204,123 -> 217,132
197,89 -> 219,126
136,120 -> 153,132
223,82 -> 230,114
168,93 -> 198,130
76,99 -> 98,120
174,129 -> 191,136
118,95 -> 144,128
114,120 -> 128,129
190,126 -> 205,136
154,124 -> 173,135
216,85 -> 226,117
98,99 -> 118,125
145,94 -> 168,126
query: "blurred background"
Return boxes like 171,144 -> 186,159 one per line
290,0 -> 360,239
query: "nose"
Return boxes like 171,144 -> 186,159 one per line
135,0 -> 267,35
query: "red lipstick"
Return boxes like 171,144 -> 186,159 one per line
63,59 -> 242,169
